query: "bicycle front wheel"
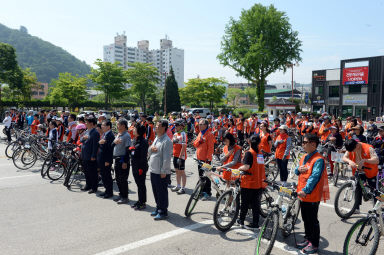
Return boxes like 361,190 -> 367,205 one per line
21,149 -> 37,168
184,181 -> 203,217
343,218 -> 380,255
333,163 -> 339,186
213,189 -> 239,232
5,141 -> 18,158
46,161 -> 66,181
334,182 -> 358,219
265,162 -> 278,181
254,210 -> 279,255
12,148 -> 32,170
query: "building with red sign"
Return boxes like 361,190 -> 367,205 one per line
312,56 -> 384,120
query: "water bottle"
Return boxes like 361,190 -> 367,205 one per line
282,205 -> 287,218
213,176 -> 220,188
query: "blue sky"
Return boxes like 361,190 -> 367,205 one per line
1,0 -> 383,84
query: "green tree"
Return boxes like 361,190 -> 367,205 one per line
0,43 -> 23,105
20,68 -> 38,101
48,73 -> 88,111
163,67 -> 181,114
217,4 -> 302,111
88,59 -> 127,105
125,62 -> 159,114
244,86 -> 256,104
180,77 -> 226,111
226,87 -> 244,106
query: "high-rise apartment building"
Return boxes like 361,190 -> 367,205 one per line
103,33 -> 184,87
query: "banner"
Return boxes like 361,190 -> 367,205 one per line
342,66 -> 369,85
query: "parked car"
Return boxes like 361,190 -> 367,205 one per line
188,108 -> 210,118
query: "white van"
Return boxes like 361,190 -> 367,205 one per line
188,108 -> 211,118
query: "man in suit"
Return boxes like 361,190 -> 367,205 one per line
97,120 -> 115,198
81,116 -> 100,193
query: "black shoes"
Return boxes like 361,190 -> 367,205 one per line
88,189 -> 97,194
81,186 -> 91,192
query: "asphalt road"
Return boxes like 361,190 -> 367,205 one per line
0,133 -> 383,255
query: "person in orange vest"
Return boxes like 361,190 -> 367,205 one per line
66,114 -> 77,143
271,118 -> 281,141
216,132 -> 242,171
236,135 -> 266,230
193,118 -> 215,200
312,116 -> 321,135
259,122 -> 272,154
31,114 -> 40,135
343,139 -> 379,214
171,120 -> 188,194
274,125 -> 291,182
295,134 -> 330,253
350,125 -> 367,143
146,117 -> 156,145
236,113 -> 245,145
318,116 -> 332,143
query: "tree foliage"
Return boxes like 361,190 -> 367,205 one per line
48,73 -> 88,110
180,77 -> 226,111
0,42 -> 23,91
88,59 -> 127,105
217,4 -> 302,111
226,87 -> 245,106
126,62 -> 159,114
0,23 -> 91,83
163,66 -> 181,114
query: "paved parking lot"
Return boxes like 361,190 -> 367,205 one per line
0,134 -> 383,255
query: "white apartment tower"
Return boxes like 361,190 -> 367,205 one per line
103,33 -> 184,87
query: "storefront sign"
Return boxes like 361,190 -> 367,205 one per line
342,94 -> 367,105
342,66 -> 369,85
313,71 -> 326,81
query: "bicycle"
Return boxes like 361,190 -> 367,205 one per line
288,148 -> 305,179
263,152 -> 279,181
184,159 -> 227,217
331,149 -> 350,186
334,169 -> 377,219
212,169 -> 250,232
254,181 -> 300,255
343,189 -> 384,255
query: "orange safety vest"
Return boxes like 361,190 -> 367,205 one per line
173,131 -> 187,160
348,143 -> 379,178
319,123 -> 331,142
57,124 -> 65,141
275,133 -> 290,160
66,123 -> 77,143
259,132 -> 271,153
31,119 -> 40,134
223,145 -> 242,169
193,130 -> 215,162
241,148 -> 266,189
236,118 -> 243,132
297,152 -> 330,202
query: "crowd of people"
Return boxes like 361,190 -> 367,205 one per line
2,107 -> 384,254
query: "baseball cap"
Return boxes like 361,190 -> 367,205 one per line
278,125 -> 288,131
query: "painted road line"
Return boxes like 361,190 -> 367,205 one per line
0,174 -> 38,181
94,220 -> 213,255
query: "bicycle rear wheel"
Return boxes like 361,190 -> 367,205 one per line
260,189 -> 272,218
184,181 -> 203,217
334,182 -> 358,219
46,161 -> 66,181
265,162 -> 278,181
254,210 -> 279,255
21,149 -> 37,168
213,189 -> 239,232
12,148 -> 32,170
282,199 -> 301,237
343,218 -> 379,255
67,164 -> 83,189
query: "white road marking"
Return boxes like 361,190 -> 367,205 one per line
0,174 -> 37,181
94,220 -> 213,255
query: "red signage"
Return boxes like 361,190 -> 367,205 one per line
342,66 -> 369,85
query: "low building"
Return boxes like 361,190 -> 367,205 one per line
266,98 -> 296,118
31,82 -> 48,99
311,55 -> 384,120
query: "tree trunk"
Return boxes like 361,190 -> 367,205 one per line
142,98 -> 146,114
256,78 -> 265,112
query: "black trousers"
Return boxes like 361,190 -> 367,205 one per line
301,201 -> 320,247
99,162 -> 113,195
198,164 -> 211,196
237,131 -> 244,144
133,167 -> 148,204
276,158 -> 289,182
115,159 -> 130,198
239,188 -> 262,226
150,172 -> 170,215
83,160 -> 98,191
355,174 -> 377,209
5,127 -> 11,142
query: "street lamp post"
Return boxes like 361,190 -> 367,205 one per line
286,62 -> 299,102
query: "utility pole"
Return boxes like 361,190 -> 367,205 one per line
287,62 -> 299,102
